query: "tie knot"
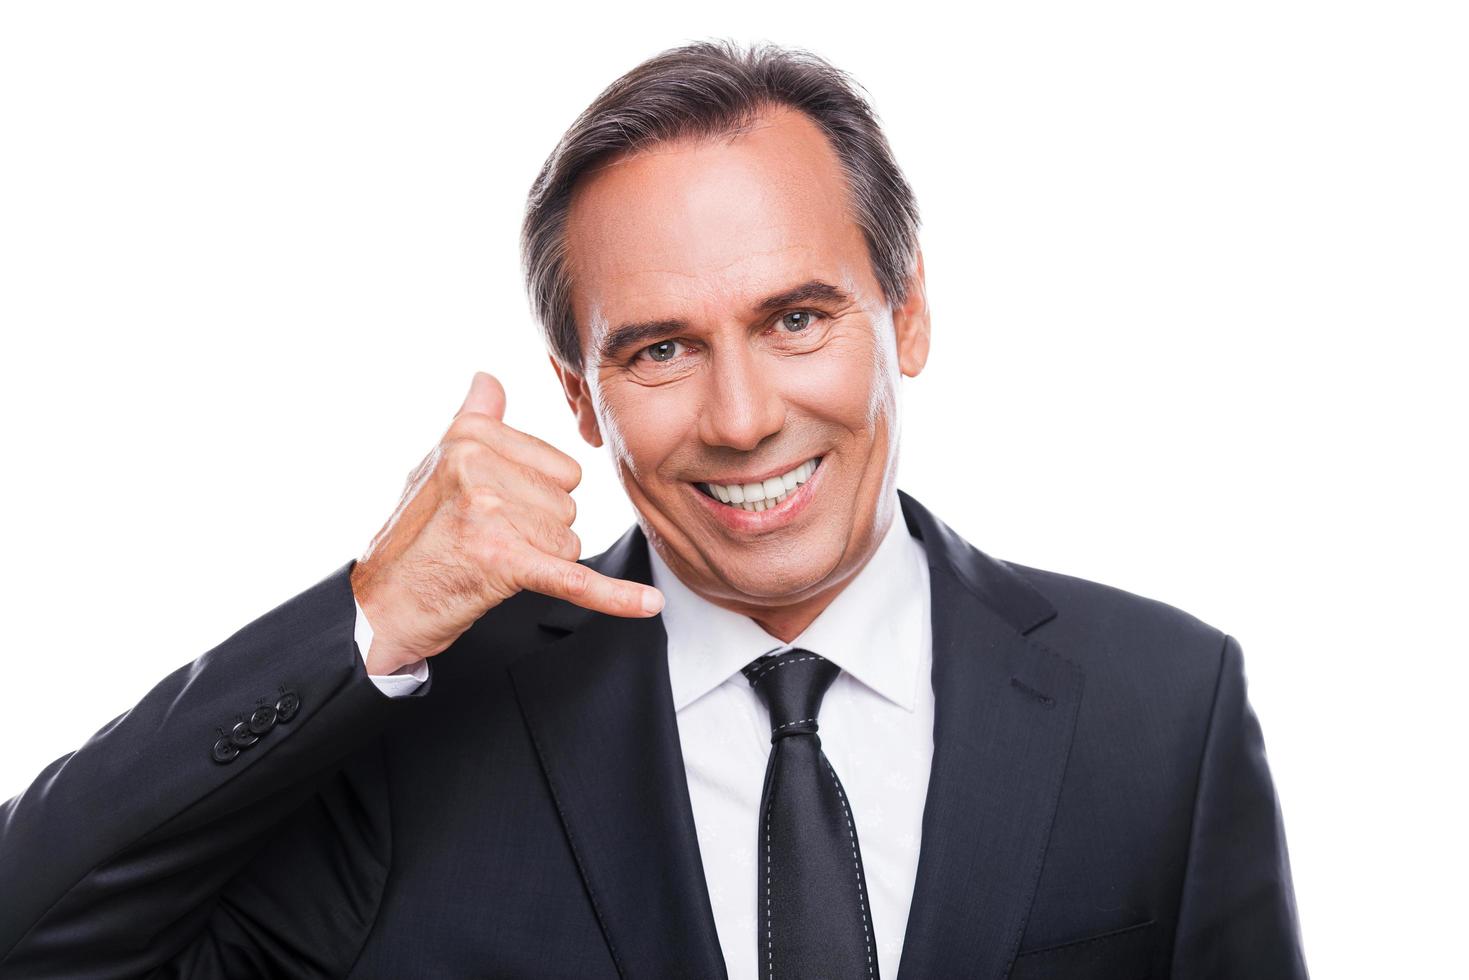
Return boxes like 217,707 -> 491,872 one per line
741,648 -> 840,741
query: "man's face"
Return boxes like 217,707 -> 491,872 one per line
554,106 -> 929,613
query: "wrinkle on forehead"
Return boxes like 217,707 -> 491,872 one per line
610,243 -> 812,285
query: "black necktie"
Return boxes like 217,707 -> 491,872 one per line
742,648 -> 879,979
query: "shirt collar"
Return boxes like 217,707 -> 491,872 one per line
649,494 -> 930,714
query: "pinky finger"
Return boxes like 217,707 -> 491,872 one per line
515,548 -> 664,619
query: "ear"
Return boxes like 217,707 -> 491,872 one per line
548,353 -> 604,448
892,246 -> 931,378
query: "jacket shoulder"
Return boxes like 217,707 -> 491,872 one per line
1000,559 -> 1230,687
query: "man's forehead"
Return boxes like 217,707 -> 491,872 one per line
567,114 -> 852,272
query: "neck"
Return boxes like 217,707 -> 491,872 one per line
731,581 -> 849,644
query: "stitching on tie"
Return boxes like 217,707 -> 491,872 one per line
824,755 -> 875,979
772,717 -> 817,733
747,654 -> 824,688
764,747 -> 777,980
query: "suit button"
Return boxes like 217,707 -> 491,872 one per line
275,690 -> 301,722
248,704 -> 278,735
211,737 -> 240,764
228,721 -> 259,748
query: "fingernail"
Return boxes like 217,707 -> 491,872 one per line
641,589 -> 663,615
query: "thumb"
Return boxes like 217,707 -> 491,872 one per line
457,371 -> 506,421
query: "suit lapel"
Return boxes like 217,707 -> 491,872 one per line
894,489 -> 1086,980
508,525 -> 728,980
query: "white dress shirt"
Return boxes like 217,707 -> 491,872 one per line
355,494 -> 934,979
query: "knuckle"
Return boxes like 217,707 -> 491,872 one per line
446,412 -> 496,443
443,439 -> 496,487
559,562 -> 590,596
440,436 -> 472,459
555,525 -> 581,562
441,436 -> 481,469
456,485 -> 506,518
522,464 -> 577,515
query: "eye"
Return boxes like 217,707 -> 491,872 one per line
638,339 -> 685,363
778,310 -> 824,332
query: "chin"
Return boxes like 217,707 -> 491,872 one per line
706,534 -> 843,601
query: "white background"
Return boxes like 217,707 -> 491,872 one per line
1,2 -> 1464,975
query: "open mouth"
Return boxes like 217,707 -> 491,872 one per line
693,456 -> 823,513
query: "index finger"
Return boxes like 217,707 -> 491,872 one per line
518,549 -> 664,618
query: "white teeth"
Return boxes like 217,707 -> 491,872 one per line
699,457 -> 820,513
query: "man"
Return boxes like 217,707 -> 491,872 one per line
0,39 -> 1306,979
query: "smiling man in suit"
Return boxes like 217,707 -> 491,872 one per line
0,39 -> 1307,980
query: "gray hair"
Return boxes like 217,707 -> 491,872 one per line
519,38 -> 923,374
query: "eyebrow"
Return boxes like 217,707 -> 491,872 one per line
596,279 -> 854,363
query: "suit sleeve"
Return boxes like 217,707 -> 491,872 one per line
0,559 -> 434,978
1170,633 -> 1309,979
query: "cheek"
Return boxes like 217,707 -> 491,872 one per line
596,381 -> 698,481
779,332 -> 890,430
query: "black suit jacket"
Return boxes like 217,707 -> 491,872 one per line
0,489 -> 1306,979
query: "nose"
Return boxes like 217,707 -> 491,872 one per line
696,341 -> 786,451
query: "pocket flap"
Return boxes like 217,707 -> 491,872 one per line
1009,918 -> 1157,979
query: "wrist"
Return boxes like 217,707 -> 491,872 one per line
364,640 -> 424,677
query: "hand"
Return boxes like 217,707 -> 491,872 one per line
349,371 -> 664,675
